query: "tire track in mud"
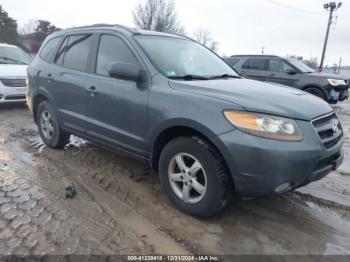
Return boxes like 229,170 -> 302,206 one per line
21,129 -> 350,255
3,104 -> 350,255
61,145 -> 206,254
22,133 -> 192,255
291,191 -> 350,213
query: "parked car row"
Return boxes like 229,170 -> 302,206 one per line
24,25 -> 344,217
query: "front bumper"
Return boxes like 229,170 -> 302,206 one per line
328,85 -> 349,103
0,84 -> 27,103
216,119 -> 344,196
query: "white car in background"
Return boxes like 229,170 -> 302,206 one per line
0,43 -> 32,103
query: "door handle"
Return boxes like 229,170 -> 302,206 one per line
87,86 -> 98,96
47,73 -> 54,82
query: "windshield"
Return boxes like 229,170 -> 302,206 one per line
135,35 -> 238,79
286,58 -> 315,73
0,46 -> 32,65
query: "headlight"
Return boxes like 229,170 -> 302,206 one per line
224,111 -> 303,141
327,79 -> 347,86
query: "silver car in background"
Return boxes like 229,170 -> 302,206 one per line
0,43 -> 31,103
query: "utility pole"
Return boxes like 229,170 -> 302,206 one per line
261,47 -> 264,55
337,57 -> 342,74
319,2 -> 342,72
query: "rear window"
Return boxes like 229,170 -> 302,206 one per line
39,37 -> 63,62
242,58 -> 267,71
63,34 -> 92,71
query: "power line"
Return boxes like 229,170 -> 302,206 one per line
265,0 -> 325,14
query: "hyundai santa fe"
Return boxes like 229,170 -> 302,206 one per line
225,55 -> 349,104
27,25 -> 344,217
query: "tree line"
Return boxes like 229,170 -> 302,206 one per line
0,5 -> 59,53
0,0 -> 219,54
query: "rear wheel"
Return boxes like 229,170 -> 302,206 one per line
304,87 -> 326,101
159,136 -> 232,217
37,101 -> 70,148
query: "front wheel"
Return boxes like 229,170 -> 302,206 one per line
159,136 -> 233,217
304,87 -> 326,101
37,101 -> 70,148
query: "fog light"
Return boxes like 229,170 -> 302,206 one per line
275,182 -> 292,194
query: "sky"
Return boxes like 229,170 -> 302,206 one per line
1,0 -> 349,66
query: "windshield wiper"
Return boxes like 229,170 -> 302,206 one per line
168,74 -> 210,80
0,56 -> 27,65
208,74 -> 240,80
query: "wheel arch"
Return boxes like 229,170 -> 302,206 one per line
301,85 -> 329,100
149,121 -> 236,186
32,88 -> 57,124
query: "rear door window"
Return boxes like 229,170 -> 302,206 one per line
62,34 -> 92,71
95,34 -> 139,77
242,58 -> 267,71
39,37 -> 63,62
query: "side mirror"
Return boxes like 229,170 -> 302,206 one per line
108,62 -> 145,82
286,69 -> 297,75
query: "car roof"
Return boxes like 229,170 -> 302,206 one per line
49,24 -> 188,40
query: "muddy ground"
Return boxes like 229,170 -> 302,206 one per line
0,101 -> 350,257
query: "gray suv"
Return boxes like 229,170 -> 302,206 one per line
226,55 -> 349,104
27,25 -> 344,217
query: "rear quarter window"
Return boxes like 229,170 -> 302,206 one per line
39,37 -> 63,62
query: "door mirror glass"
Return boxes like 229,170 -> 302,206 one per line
286,68 -> 297,75
109,62 -> 144,82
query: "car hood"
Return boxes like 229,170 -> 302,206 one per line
306,71 -> 348,80
169,78 -> 333,121
0,64 -> 28,78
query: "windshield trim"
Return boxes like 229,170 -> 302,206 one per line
133,34 -> 240,80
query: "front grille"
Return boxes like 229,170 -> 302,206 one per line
312,113 -> 343,148
0,78 -> 27,87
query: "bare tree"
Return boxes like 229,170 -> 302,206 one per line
18,20 -> 37,35
133,0 -> 184,34
193,27 -> 219,52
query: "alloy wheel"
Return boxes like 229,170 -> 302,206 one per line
40,110 -> 55,140
168,153 -> 207,203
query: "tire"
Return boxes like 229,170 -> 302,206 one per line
37,101 -> 70,148
304,87 -> 326,101
159,136 -> 232,217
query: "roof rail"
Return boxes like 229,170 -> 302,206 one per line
65,24 -> 135,33
230,54 -> 278,58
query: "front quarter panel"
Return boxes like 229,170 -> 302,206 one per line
147,74 -> 243,149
